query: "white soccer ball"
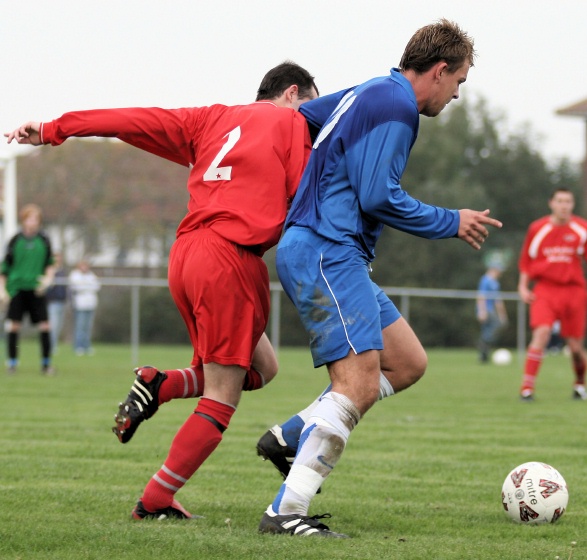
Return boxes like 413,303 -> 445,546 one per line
492,348 -> 512,365
501,462 -> 569,524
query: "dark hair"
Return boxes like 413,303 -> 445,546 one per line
399,19 -> 476,74
550,187 -> 574,200
256,60 -> 318,101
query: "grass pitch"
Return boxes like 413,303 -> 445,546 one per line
0,342 -> 585,559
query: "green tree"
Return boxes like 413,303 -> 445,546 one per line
17,139 -> 188,263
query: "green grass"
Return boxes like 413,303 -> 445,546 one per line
0,342 -> 585,559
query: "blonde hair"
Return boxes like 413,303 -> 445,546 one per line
19,203 -> 43,223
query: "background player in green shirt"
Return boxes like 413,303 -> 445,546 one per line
0,204 -> 55,374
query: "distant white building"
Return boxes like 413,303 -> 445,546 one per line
45,225 -> 169,269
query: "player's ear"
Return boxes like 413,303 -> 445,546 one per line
285,84 -> 298,104
434,61 -> 448,81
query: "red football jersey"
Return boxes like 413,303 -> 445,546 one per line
518,215 -> 587,287
41,103 -> 311,253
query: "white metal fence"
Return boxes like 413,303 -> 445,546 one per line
270,282 -> 527,361
60,278 -> 526,364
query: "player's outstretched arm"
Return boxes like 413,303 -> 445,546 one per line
458,209 -> 502,250
4,121 -> 42,145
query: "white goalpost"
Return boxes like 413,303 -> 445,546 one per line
0,154 -> 18,246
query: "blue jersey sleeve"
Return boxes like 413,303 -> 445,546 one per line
347,119 -> 460,239
288,70 -> 461,261
300,88 -> 354,138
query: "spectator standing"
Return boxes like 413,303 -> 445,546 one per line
69,259 -> 100,355
476,262 -> 508,363
46,252 -> 68,353
0,204 -> 55,374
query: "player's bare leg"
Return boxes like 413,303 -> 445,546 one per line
202,362 -> 246,406
328,349 -> 381,414
251,332 -> 278,383
379,317 -> 427,392
257,317 -> 427,478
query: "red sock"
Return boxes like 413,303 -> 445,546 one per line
521,347 -> 543,393
158,366 -> 205,404
242,367 -> 266,391
572,355 -> 586,385
141,398 -> 235,511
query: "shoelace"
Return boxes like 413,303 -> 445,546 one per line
304,513 -> 332,529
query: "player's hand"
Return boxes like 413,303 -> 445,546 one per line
477,310 -> 488,322
518,285 -> 534,304
35,275 -> 52,296
4,122 -> 42,145
457,209 -> 502,250
0,287 -> 10,305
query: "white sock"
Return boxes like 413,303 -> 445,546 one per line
296,384 -> 332,423
379,372 -> 394,400
276,392 -> 360,515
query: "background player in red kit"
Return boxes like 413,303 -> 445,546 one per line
518,187 -> 587,401
5,61 -> 319,518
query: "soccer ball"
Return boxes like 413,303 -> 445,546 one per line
501,462 -> 569,524
492,348 -> 512,365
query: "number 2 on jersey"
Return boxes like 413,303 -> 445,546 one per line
203,126 -> 241,181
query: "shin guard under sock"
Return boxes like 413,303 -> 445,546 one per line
141,398 -> 235,511
273,392 -> 360,515
521,347 -> 543,392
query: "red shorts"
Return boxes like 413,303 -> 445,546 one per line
168,229 -> 270,369
530,282 -> 587,339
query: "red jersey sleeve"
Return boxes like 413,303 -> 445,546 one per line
518,219 -> 541,275
40,107 -> 206,167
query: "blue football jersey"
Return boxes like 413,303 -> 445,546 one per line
293,68 -> 460,261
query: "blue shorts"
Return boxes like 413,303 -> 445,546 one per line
276,226 -> 401,367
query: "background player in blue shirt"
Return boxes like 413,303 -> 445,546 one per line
258,19 -> 502,537
476,262 -> 508,363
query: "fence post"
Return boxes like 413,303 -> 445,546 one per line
400,293 -> 410,323
130,284 -> 140,365
270,286 -> 281,355
516,298 -> 527,365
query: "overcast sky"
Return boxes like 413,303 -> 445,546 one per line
2,1 -> 587,165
